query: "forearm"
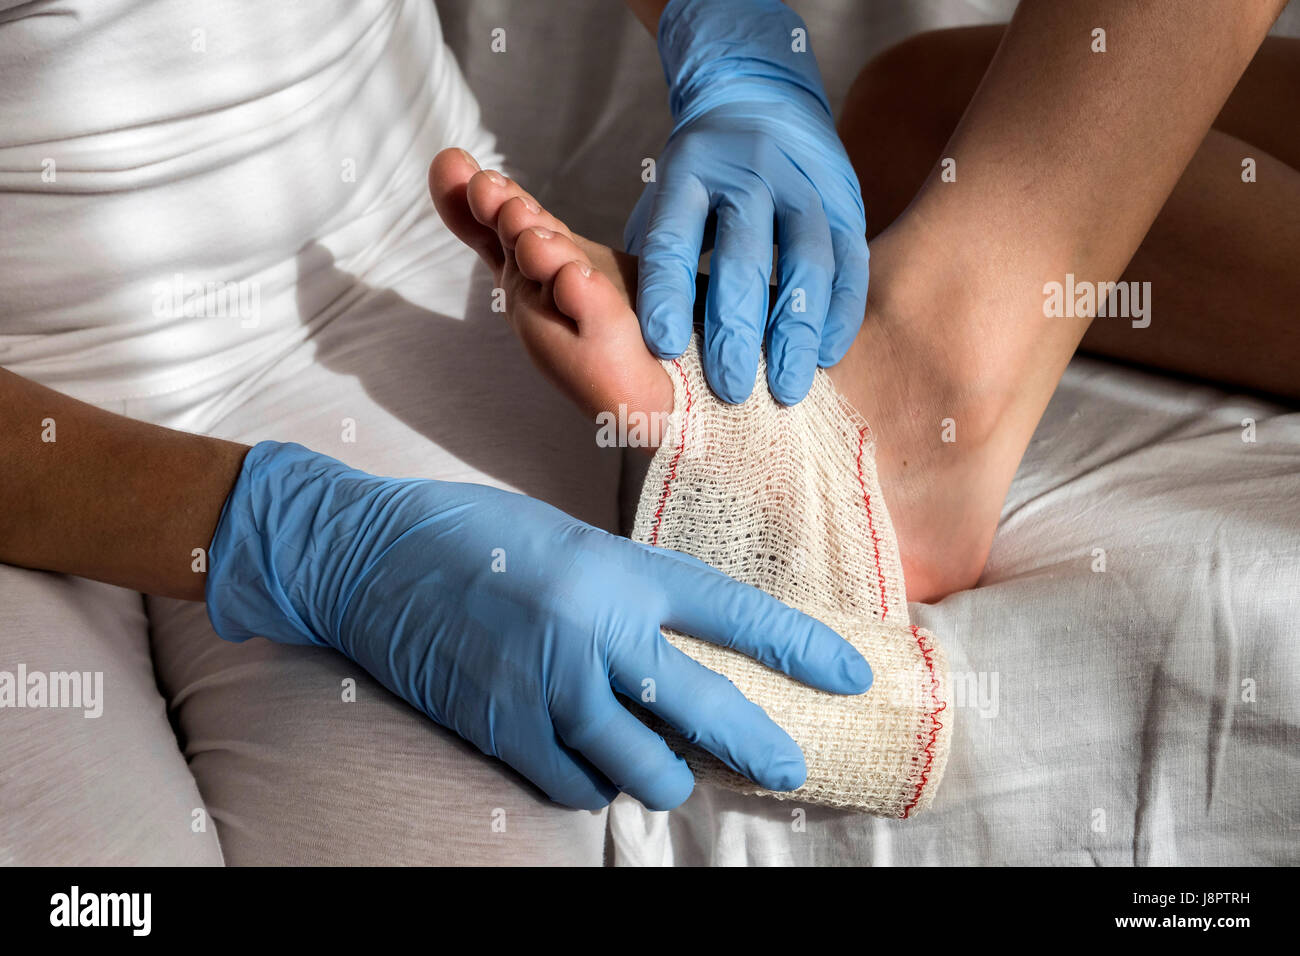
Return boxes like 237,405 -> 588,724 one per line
0,367 -> 247,600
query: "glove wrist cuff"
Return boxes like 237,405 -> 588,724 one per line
204,440 -> 346,648
657,0 -> 831,124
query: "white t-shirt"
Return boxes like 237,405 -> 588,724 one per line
0,0 -> 497,410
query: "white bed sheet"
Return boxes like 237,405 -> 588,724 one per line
436,0 -> 1300,865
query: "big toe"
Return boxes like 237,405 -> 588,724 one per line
429,148 -> 502,272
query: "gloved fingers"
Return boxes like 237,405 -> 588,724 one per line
502,732 -> 622,811
622,178 -> 655,255
650,547 -> 872,695
703,184 -> 775,403
819,219 -> 870,367
619,633 -> 808,792
767,196 -> 835,405
551,686 -> 695,811
632,168 -> 709,360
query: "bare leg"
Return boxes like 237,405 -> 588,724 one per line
839,28 -> 1300,399
429,5 -> 1290,605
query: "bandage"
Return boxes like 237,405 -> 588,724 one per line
631,340 -> 952,817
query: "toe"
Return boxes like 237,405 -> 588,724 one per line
466,169 -> 548,233
496,195 -> 573,252
553,259 -> 624,334
428,148 -> 504,273
513,227 -> 591,285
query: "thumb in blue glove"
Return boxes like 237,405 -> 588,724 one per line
627,0 -> 870,406
205,441 -> 872,811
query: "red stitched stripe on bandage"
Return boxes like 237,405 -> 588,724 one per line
902,624 -> 947,819
648,362 -> 944,815
649,359 -> 693,547
855,426 -> 889,619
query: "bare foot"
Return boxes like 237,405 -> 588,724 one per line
427,148 -> 672,431
428,148 -> 1010,603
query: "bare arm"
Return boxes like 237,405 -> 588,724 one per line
0,367 -> 247,601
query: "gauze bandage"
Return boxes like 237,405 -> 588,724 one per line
631,340 -> 952,816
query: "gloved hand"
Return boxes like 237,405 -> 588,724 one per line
626,0 -> 870,406
205,441 -> 872,811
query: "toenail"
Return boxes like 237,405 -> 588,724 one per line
531,227 -> 553,239
521,195 -> 540,214
484,169 -> 507,186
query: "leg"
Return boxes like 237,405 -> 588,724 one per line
426,12 -> 1298,603
826,23 -> 1300,599
0,565 -> 223,864
1089,128 -> 1300,398
839,28 -> 1300,399
149,592 -> 609,865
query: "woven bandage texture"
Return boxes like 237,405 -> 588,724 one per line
631,340 -> 952,817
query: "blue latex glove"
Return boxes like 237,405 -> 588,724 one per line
205,441 -> 872,811
626,0 -> 870,407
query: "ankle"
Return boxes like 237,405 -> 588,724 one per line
829,218 -> 1037,602
834,254 -> 995,454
